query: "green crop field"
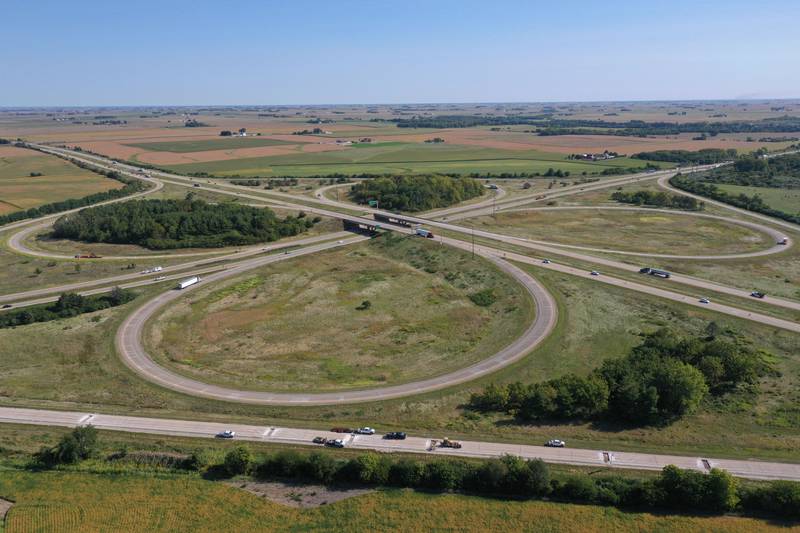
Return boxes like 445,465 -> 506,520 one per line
125,137 -> 296,153
716,183 -> 800,214
162,142 -> 669,177
0,471 -> 790,533
466,207 -> 770,255
0,147 -> 123,214
145,235 -> 532,392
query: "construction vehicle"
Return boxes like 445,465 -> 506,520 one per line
438,437 -> 462,449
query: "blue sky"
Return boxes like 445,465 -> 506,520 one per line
2,0 -> 798,106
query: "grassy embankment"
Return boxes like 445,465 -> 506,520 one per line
0,470 -> 794,533
146,235 -> 532,392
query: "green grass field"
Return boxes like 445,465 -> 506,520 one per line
717,183 -> 800,214
467,208 -> 770,255
145,235 -> 532,392
0,147 -> 122,214
125,137 -> 296,153
1,259 -> 798,461
162,142 -> 669,177
0,471 -> 791,532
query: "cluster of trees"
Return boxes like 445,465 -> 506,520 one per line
230,179 -> 262,187
34,426 -> 99,466
470,328 -> 768,425
611,190 -> 702,210
632,149 -> 737,164
51,198 -> 317,250
392,114 -> 551,129
349,175 -> 485,212
0,159 -> 148,227
671,175 -> 800,225
184,119 -> 209,127
0,288 -> 135,329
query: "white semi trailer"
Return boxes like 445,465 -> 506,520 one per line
176,276 -> 200,290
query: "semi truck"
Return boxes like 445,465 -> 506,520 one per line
176,276 -> 200,290
639,267 -> 670,278
415,228 -> 434,238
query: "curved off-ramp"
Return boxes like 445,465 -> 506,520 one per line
116,236 -> 557,406
487,206 -> 792,260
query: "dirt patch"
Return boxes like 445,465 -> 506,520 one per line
0,145 -> 34,157
0,497 -> 14,523
137,145 -> 302,165
230,480 -> 373,508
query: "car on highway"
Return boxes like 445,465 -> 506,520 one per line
699,297 -> 710,304
750,291 -> 766,299
216,430 -> 236,439
1,304 -> 11,309
326,439 -> 346,448
542,259 -> 551,264
330,427 -> 353,433
590,271 -> 600,276
312,436 -> 327,444
356,427 -> 376,435
154,276 -> 166,281
545,439 -> 566,448
384,432 -> 407,440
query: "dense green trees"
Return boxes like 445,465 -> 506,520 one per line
632,149 -> 737,164
0,288 -> 135,329
610,190 -> 702,210
348,175 -> 484,212
35,426 -> 99,466
469,328 -> 767,425
51,198 -> 316,249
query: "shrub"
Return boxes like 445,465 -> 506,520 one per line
223,446 -> 252,476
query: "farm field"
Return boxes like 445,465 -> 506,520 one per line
0,146 -> 122,214
125,136 -> 296,153
160,143 -> 664,177
1,471 -> 792,533
716,183 -> 800,214
2,264 -> 799,461
466,207 -> 770,255
145,235 -> 532,392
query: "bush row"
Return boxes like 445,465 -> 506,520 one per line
0,288 -> 135,329
610,190 -> 703,210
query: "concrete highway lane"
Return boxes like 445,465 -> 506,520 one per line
1,406 -> 798,481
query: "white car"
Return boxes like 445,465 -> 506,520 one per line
542,259 -> 551,264
216,430 -> 235,439
545,439 -> 566,448
699,297 -> 710,304
356,427 -> 376,435
590,271 -> 600,276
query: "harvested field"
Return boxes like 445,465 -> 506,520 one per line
0,146 -> 123,212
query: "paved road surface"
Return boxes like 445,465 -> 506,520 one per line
0,406 -> 797,481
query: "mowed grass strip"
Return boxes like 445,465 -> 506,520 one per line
0,146 -> 123,213
0,471 -> 792,533
124,137 -> 296,153
145,234 -> 533,392
468,208 -> 770,255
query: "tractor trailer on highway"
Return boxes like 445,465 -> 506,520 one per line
176,276 -> 200,290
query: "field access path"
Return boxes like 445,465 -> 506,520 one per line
2,406 -> 798,482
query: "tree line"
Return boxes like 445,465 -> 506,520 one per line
469,328 -> 768,425
671,175 -> 800,225
632,149 -> 737,164
0,288 -> 135,328
29,425 -> 800,520
51,198 -> 317,250
611,190 -> 702,210
349,175 -> 485,212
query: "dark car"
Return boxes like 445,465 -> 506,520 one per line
384,432 -> 407,440
330,427 -> 353,433
1,304 -> 11,309
312,436 -> 327,444
751,291 -> 766,299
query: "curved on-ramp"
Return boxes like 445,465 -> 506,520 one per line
115,237 -> 557,406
